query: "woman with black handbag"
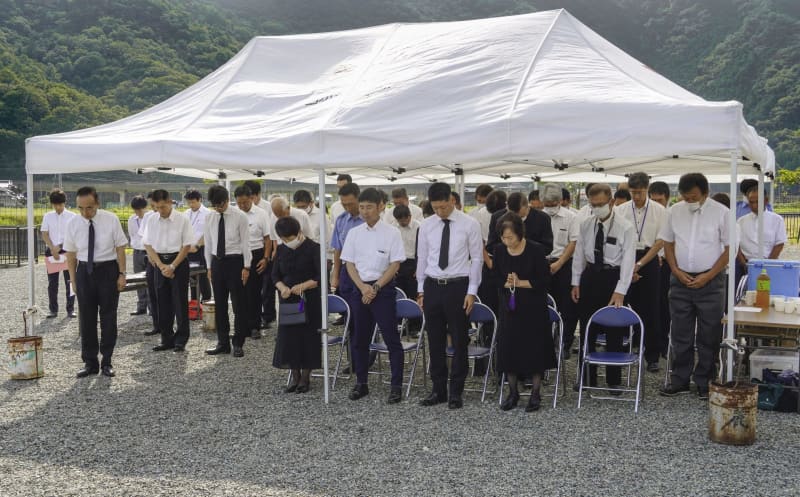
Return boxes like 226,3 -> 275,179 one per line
272,216 -> 322,393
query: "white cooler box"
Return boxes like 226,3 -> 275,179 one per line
749,349 -> 799,380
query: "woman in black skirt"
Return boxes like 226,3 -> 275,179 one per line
491,212 -> 556,412
272,216 -> 322,393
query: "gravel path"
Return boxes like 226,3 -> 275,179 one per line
1,257 -> 798,497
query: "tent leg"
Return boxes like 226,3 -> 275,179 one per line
318,169 -> 330,404
27,173 -> 37,334
726,151 -> 738,383
757,169 -> 764,255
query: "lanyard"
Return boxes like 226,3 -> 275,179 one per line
190,210 -> 201,227
631,200 -> 649,243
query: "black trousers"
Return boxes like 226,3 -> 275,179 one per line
423,277 -> 469,398
578,267 -> 626,386
145,261 -> 159,332
44,247 -> 74,314
396,258 -> 417,300
658,259 -> 671,356
187,250 -> 211,301
548,257 -> 578,348
154,255 -> 190,347
351,282 -> 404,386
262,259 -> 277,324
132,249 -> 149,313
627,250 -> 660,364
245,248 -> 265,333
211,255 -> 247,347
76,260 -> 120,368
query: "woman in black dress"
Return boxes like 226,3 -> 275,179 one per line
272,216 -> 322,393
491,212 -> 556,412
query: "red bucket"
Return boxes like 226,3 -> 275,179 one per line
188,300 -> 203,321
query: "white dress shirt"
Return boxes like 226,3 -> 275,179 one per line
269,207 -> 313,245
203,208 -> 252,268
40,209 -> 77,246
416,208 -> 483,296
341,219 -> 406,282
469,204 -> 493,243
737,210 -> 787,260
142,208 -> 195,253
384,203 -> 424,227
63,210 -> 128,262
659,198 -> 730,273
127,214 -> 146,250
238,205 -> 271,252
330,200 -> 345,224
304,204 -> 330,245
397,219 -> 420,259
615,198 -> 667,250
185,204 -> 210,245
571,211 -> 637,295
546,206 -> 579,259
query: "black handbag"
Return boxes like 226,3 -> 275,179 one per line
279,295 -> 307,326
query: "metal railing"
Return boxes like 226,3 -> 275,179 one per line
0,226 -> 44,267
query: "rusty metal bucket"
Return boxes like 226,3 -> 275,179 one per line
201,300 -> 216,332
8,336 -> 44,380
708,382 -> 758,446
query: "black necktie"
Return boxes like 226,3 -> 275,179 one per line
217,213 -> 226,258
87,219 -> 95,275
593,222 -> 604,269
438,219 -> 450,270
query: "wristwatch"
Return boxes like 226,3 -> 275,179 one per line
168,263 -> 176,271
372,282 -> 382,293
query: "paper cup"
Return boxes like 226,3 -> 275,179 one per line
744,291 -> 756,306
775,300 -> 786,312
785,302 -> 796,314
771,296 -> 785,307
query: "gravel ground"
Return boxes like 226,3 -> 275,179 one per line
1,257 -> 799,497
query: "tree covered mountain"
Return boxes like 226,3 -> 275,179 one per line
0,0 -> 798,176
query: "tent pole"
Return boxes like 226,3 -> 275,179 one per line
726,151 -> 738,382
27,173 -> 36,319
757,168 -> 764,256
318,169 -> 330,404
769,176 -> 775,209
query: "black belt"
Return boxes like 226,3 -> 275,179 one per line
635,247 -> 652,255
133,249 -> 146,254
591,264 -> 619,272
426,276 -> 468,285
78,260 -> 116,267
681,270 -> 710,277
214,254 -> 243,260
158,252 -> 179,262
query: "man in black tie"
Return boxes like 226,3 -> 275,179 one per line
203,185 -> 252,357
416,183 -> 483,409
64,186 -> 128,378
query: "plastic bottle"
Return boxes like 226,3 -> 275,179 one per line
755,268 -> 771,309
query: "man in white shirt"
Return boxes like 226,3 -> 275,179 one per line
736,184 -> 786,284
127,195 -> 149,316
183,189 -> 212,303
417,183 -> 483,409
393,204 -> 420,301
143,189 -> 195,353
561,188 -> 580,213
203,185 -> 252,358
540,183 -> 579,359
659,173 -> 730,399
571,183 -> 636,392
384,187 -> 424,227
269,197 -> 312,251
140,192 -> 161,336
648,180 -> 672,358
234,185 -> 271,340
341,188 -> 406,403
469,184 -> 493,243
615,172 -> 668,373
293,189 -> 329,246
64,186 -> 128,378
243,180 -> 276,328
329,174 -> 352,224
40,188 -> 77,318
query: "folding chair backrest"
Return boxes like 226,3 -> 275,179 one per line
469,302 -> 495,326
547,305 -> 560,324
546,293 -> 557,310
589,306 -> 641,328
327,294 -> 349,315
735,275 -> 748,302
395,287 -> 408,301
396,298 -> 423,320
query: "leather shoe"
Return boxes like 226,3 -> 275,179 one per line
647,362 -> 660,373
67,311 -> 77,318
130,310 -> 146,316
152,344 -> 173,352
101,365 -> 115,377
500,392 -> 520,411
448,397 -> 464,410
46,312 -> 57,319
285,384 -> 298,393
525,392 -> 542,412
697,386 -> 709,400
419,391 -> 447,406
143,329 -> 160,336
232,346 -> 244,358
296,384 -> 310,394
387,388 -> 403,404
173,345 -> 185,353
76,366 -> 99,378
205,345 -> 231,355
349,384 -> 369,400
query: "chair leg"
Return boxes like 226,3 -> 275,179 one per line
663,329 -> 673,389
332,342 -> 345,390
498,372 -> 506,405
406,348 -> 420,399
577,360 -> 586,408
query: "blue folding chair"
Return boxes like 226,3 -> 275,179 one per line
546,293 -> 557,310
395,287 -> 408,301
446,302 -> 498,402
577,306 -> 645,412
370,298 -> 427,398
291,294 -> 351,389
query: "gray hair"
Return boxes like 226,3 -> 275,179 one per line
541,183 -> 563,203
270,196 -> 289,212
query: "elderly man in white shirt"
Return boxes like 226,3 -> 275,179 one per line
659,173 -> 730,400
736,185 -> 786,284
41,188 -> 78,318
64,186 -> 128,378
269,196 -> 312,250
234,185 -> 272,340
143,189 -> 195,353
469,184 -> 494,243
384,187 -> 424,227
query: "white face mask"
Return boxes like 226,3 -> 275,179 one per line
592,204 -> 611,219
543,206 -> 560,216
687,201 -> 702,213
283,234 -> 305,249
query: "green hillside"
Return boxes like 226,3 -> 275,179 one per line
0,0 -> 798,176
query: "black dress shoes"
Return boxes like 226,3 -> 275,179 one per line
232,346 -> 244,358
205,345 -> 231,355
448,397 -> 464,410
419,391 -> 447,406
285,384 -> 299,393
525,392 -> 542,412
101,365 -> 115,377
143,329 -> 160,336
152,344 -> 173,352
173,345 -> 186,353
67,311 -> 77,318
130,310 -> 146,316
387,387 -> 403,404
348,384 -> 369,400
296,384 -> 310,394
46,312 -> 57,319
500,393 -> 520,411
76,366 -> 99,378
